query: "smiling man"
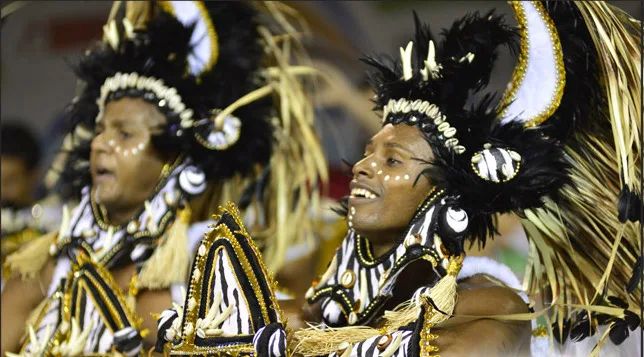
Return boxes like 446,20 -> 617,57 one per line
1,2 -> 325,356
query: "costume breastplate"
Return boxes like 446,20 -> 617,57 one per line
18,159 -> 210,356
305,188 -> 470,327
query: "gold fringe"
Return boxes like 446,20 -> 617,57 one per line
137,207 -> 191,289
522,1 -> 641,326
292,325 -> 382,356
232,4 -> 327,274
4,232 -> 56,280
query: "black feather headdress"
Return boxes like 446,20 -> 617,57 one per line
362,9 -> 570,250
48,1 -> 272,200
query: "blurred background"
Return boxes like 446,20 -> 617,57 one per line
1,0 -> 642,279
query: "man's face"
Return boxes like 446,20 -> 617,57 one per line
1,156 -> 37,208
349,123 -> 435,244
90,97 -> 168,217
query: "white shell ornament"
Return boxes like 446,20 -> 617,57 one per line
194,114 -> 242,151
471,147 -> 521,183
445,207 -> 468,233
179,166 -> 207,195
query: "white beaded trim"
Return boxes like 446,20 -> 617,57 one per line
95,72 -> 241,151
382,98 -> 466,155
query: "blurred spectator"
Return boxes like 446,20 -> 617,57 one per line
1,121 -> 41,209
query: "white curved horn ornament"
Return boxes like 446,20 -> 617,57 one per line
500,1 -> 565,127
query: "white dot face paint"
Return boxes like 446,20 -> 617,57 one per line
371,162 -> 377,167
395,176 -> 400,181
384,175 -> 390,181
108,139 -> 115,147
138,143 -> 145,150
404,175 -> 410,180
377,170 -> 383,175
115,146 -> 121,153
131,148 -> 138,155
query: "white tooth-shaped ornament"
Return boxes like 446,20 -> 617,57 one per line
348,312 -> 358,325
136,77 -> 146,90
444,127 -> 457,138
179,109 -> 193,121
119,73 -> 128,89
437,122 -> 450,132
379,332 -> 403,357
400,41 -> 414,80
419,101 -> 429,113
427,104 -> 439,118
445,138 -> 459,148
305,287 -> 315,299
402,101 -> 412,113
49,243 -> 58,256
130,244 -> 148,261
179,166 -> 207,195
508,150 -> 522,162
394,99 -> 403,113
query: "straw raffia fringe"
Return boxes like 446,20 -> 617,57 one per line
522,1 -> 641,329
241,4 -> 327,274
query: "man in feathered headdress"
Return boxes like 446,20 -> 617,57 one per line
155,1 -> 641,356
1,1 -> 326,355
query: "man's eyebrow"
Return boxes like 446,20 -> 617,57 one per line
385,141 -> 414,154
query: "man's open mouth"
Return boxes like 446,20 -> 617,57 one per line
350,187 -> 379,200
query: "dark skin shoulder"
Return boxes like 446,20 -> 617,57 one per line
432,274 -> 532,357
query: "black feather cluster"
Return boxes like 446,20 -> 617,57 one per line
55,1 -> 273,200
362,10 -> 571,249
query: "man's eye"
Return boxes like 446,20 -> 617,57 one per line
119,131 -> 132,140
386,157 -> 401,166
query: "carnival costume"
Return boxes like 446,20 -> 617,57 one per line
4,1 -> 325,356
156,1 -> 641,356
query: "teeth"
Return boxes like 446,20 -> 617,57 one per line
350,188 -> 377,199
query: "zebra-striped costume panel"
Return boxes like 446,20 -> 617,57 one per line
328,331 -> 414,357
210,247 -> 253,335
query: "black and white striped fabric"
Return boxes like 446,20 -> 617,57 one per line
156,210 -> 284,356
253,323 -> 287,357
328,330 -> 415,357
472,147 -> 520,183
113,327 -> 143,357
307,191 -> 469,327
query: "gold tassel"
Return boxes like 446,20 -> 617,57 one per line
4,232 -> 57,280
137,207 -> 191,290
383,255 -> 463,329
